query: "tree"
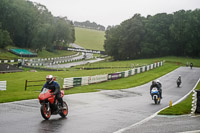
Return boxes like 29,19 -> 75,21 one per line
141,13 -> 173,57
104,14 -> 145,60
0,24 -> 12,48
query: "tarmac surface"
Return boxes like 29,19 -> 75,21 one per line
121,115 -> 200,133
0,67 -> 200,133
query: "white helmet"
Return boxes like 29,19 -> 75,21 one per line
46,75 -> 53,84
156,79 -> 160,83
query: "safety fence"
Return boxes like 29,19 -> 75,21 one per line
0,59 -> 21,64
0,52 -> 80,65
63,61 -> 163,89
0,81 -> 6,91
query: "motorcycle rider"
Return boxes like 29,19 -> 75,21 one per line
150,80 -> 162,99
177,75 -> 182,86
41,75 -> 64,108
156,80 -> 162,98
190,62 -> 193,69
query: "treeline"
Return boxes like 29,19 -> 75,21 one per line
0,0 -> 75,51
74,20 -> 105,31
104,10 -> 200,60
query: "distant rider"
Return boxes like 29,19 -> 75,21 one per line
190,63 -> 193,69
41,75 -> 64,108
150,80 -> 162,99
177,75 -> 182,85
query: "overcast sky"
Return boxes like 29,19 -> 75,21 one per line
28,0 -> 200,27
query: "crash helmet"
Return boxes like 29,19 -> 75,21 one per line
156,79 -> 160,83
152,80 -> 156,85
179,75 -> 181,77
46,75 -> 54,84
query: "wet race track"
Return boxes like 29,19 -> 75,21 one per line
0,67 -> 200,133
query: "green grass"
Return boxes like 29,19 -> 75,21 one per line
37,50 -> 76,58
0,49 -> 20,60
75,27 -> 105,51
74,58 -> 162,69
0,60 -> 177,103
159,56 -> 200,67
0,56 -> 199,104
66,63 -> 178,94
74,56 -> 200,69
159,82 -> 200,115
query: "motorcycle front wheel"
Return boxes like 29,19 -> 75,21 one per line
59,101 -> 68,118
41,104 -> 51,120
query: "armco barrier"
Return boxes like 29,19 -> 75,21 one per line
63,61 -> 163,89
0,81 -> 6,90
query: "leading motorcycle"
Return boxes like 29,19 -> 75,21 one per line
150,87 -> 161,104
38,88 -> 68,120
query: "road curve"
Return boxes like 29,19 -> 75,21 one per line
0,67 -> 199,133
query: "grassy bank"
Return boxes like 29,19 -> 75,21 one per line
74,27 -> 105,51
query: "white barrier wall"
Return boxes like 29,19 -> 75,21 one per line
62,61 -> 163,89
142,66 -> 145,72
151,64 -> 154,69
124,71 -> 129,77
88,74 -> 108,84
0,81 -> 6,90
131,68 -> 135,75
63,78 -> 73,89
81,76 -> 89,86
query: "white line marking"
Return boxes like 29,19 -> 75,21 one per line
113,78 -> 200,133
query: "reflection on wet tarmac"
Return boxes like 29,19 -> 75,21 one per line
38,117 -> 67,133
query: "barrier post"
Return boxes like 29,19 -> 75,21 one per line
25,80 -> 27,91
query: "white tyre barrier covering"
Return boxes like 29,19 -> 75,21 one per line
0,81 -> 6,91
191,90 -> 197,114
63,78 -> 73,89
88,74 -> 108,84
131,68 -> 135,75
62,61 -> 163,89
124,71 -> 129,77
81,76 -> 89,86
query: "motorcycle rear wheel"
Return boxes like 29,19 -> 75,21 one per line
154,99 -> 158,104
59,101 -> 68,118
41,104 -> 51,120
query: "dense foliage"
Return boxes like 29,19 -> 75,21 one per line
104,10 -> 200,60
74,20 -> 105,31
0,0 -> 75,51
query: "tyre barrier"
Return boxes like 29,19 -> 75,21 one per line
63,61 -> 163,89
0,81 -> 6,91
191,89 -> 200,114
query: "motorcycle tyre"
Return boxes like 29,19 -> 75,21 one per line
41,104 -> 51,120
59,101 -> 68,118
154,99 -> 158,104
